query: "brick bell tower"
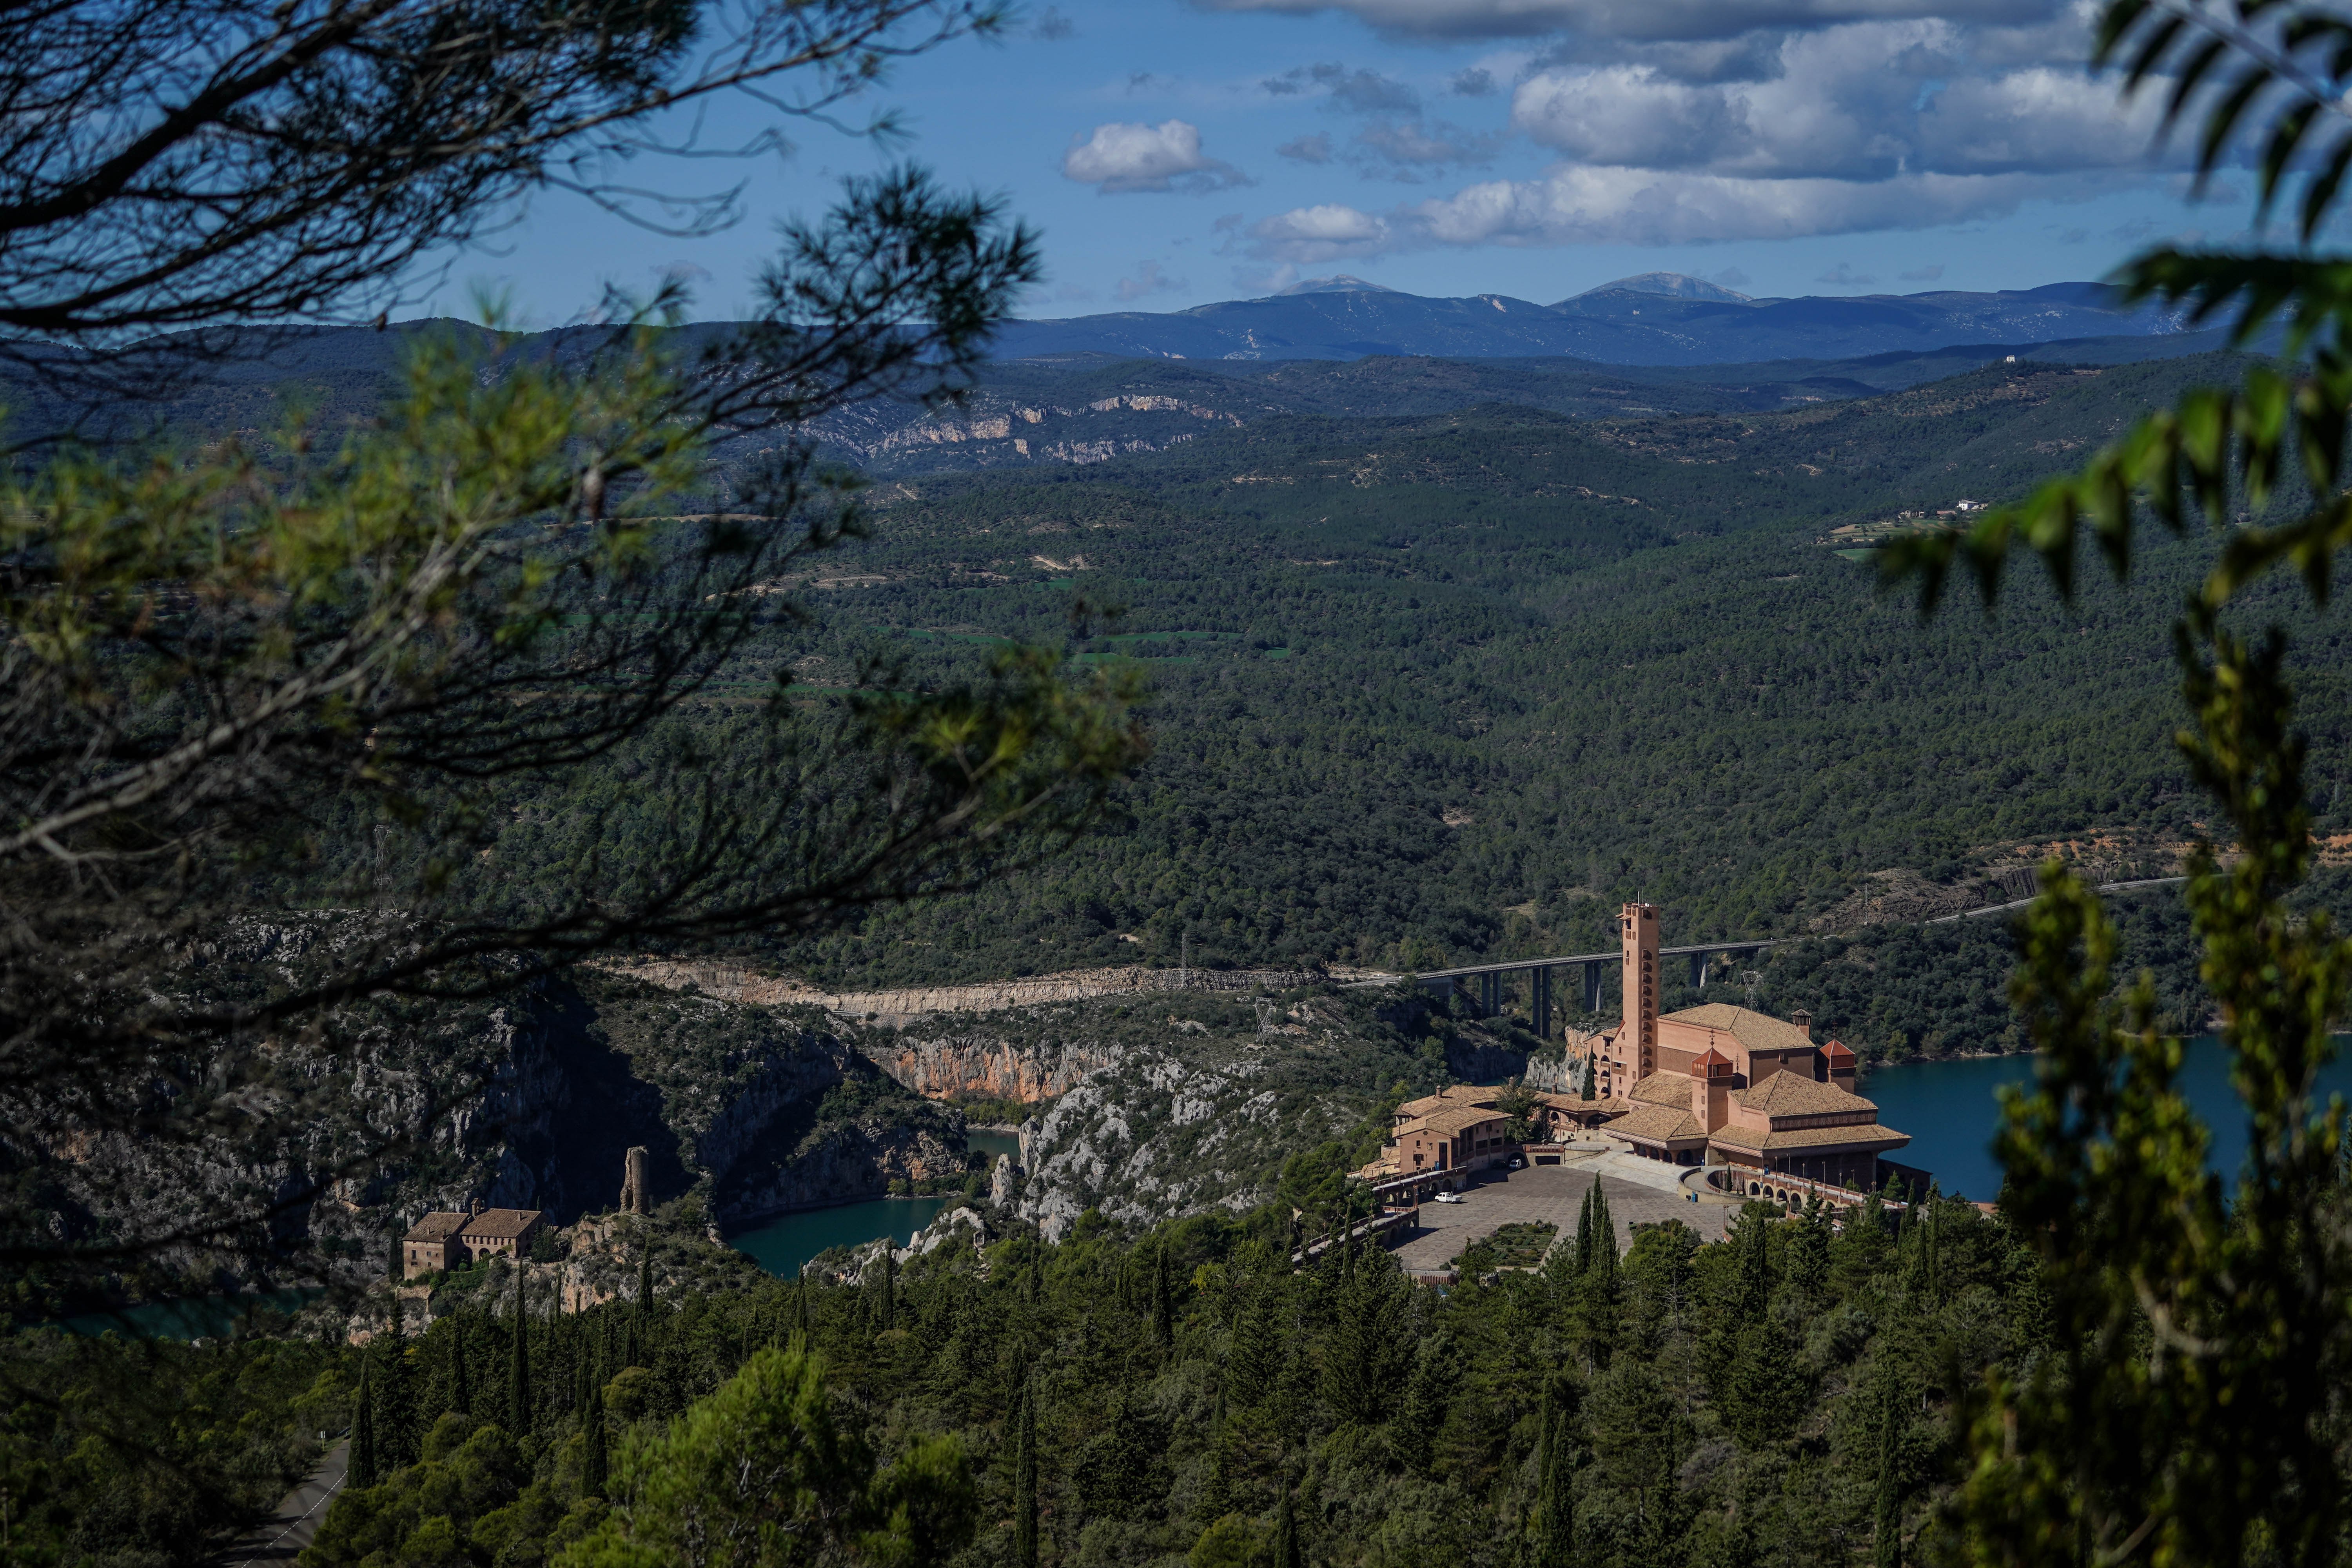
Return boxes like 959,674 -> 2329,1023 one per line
1621,902 -> 1660,1083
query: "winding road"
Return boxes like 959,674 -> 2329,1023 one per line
214,1441 -> 347,1568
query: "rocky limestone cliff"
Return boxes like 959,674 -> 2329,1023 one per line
999,987 -> 1452,1240
25,964 -> 973,1302
859,1030 -> 1123,1101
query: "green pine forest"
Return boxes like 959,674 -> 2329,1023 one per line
4,1178 -> 1992,1568
448,349 -> 2352,1060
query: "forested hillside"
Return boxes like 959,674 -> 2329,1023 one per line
123,340 -> 2351,1057
684,354 -> 2350,1031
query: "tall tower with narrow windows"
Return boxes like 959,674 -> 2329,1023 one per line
1620,902 -> 1660,1083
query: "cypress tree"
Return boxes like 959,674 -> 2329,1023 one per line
1013,1376 -> 1039,1568
1591,1181 -> 1617,1281
1788,1203 -> 1831,1304
1730,1203 -> 1770,1321
635,1247 -> 653,1357
1271,1471 -> 1302,1568
1873,1373 -> 1905,1568
379,1291 -> 411,1468
1150,1241 -> 1173,1348
1902,1184 -> 1942,1302
508,1269 -> 530,1436
1573,1185 -> 1596,1276
447,1310 -> 470,1417
351,1354 -> 378,1488
1194,1423 -> 1234,1523
880,1247 -> 897,1331
581,1372 -> 609,1500
1535,1379 -> 1577,1568
794,1271 -> 811,1346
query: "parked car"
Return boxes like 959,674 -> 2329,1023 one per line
1433,1190 -> 1464,1204
1507,1156 -> 1525,1170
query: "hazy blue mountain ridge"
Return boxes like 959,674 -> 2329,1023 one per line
990,277 -> 2186,365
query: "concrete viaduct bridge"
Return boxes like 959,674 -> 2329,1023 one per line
1408,940 -> 1776,1037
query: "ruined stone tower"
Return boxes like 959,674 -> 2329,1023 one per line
619,1145 -> 651,1216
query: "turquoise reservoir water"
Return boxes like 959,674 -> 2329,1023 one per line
1861,1036 -> 2352,1203
729,1127 -> 1024,1279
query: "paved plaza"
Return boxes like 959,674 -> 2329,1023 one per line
1388,1149 -> 1733,1274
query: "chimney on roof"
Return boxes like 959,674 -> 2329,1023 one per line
1792,1009 -> 1813,1039
470,1197 -> 485,1216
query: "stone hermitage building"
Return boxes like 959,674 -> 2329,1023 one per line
1372,902 -> 1909,1191
401,1198 -> 544,1279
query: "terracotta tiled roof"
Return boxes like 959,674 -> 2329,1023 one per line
1731,1073 -> 1878,1117
1690,1047 -> 1733,1073
404,1212 -> 465,1243
1396,1085 -> 1500,1120
458,1208 -> 542,1240
1404,1105 -> 1509,1136
1663,1003 -> 1818,1055
1607,1103 -> 1706,1145
1822,1039 -> 1857,1063
1630,1074 -> 1693,1107
1710,1121 -> 1912,1151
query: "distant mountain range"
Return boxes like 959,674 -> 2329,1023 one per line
992,274 -> 2187,367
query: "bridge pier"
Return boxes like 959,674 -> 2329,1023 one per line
1532,966 -> 1552,1038
1479,971 -> 1501,1018
1583,960 -> 1606,1013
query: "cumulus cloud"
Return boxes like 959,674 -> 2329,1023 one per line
1213,0 -> 2205,252
1199,0 -> 2062,43
1063,120 -> 1250,194
1249,203 -> 1397,263
1244,165 -> 2103,258
1507,22 -> 2167,183
1816,261 -> 1878,286
1451,66 -> 1499,95
1278,131 -> 1336,163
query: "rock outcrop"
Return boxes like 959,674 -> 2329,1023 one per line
859,1030 -> 1122,1101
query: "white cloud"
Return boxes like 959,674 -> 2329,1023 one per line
1408,164 -> 2084,246
1063,120 -> 1249,194
1278,131 -> 1336,163
1917,65 -> 2166,172
1210,0 -> 2215,252
1507,22 -> 2166,182
1249,203 -> 1397,262
1245,165 -> 2108,258
1196,0 -> 2062,44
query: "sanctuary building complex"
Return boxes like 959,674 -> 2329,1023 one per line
1372,902 -> 1910,1192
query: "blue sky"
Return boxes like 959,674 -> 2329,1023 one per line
414,0 -> 2261,324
